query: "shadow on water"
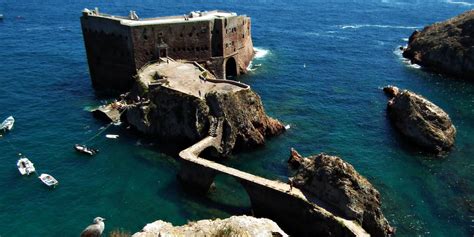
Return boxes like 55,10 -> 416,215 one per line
160,173 -> 252,221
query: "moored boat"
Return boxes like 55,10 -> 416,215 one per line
1,116 -> 14,132
17,157 -> 36,175
38,173 -> 58,187
74,144 -> 98,156
105,134 -> 119,139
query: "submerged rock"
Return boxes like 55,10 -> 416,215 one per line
132,215 -> 287,237
402,10 -> 474,79
383,86 -> 456,152
288,149 -> 393,237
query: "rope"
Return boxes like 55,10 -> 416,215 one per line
80,108 -> 127,145
81,122 -> 113,145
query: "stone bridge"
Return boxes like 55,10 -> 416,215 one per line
178,120 -> 369,237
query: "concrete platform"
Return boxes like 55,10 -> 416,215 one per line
138,60 -> 249,99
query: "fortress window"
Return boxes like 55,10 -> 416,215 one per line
180,33 -> 183,37
188,32 -> 192,37
196,47 -> 200,52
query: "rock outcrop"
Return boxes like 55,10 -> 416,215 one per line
288,149 -> 393,237
402,10 -> 474,79
125,86 -> 285,155
383,86 -> 456,152
132,215 -> 287,237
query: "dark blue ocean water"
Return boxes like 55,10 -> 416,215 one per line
0,0 -> 473,236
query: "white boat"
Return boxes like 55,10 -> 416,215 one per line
105,134 -> 119,139
1,116 -> 14,132
74,144 -> 98,156
17,157 -> 36,175
38,173 -> 58,187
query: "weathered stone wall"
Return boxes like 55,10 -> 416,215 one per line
81,15 -> 136,91
81,12 -> 254,92
131,20 -> 213,70
221,16 -> 254,77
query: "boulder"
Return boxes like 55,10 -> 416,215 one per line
132,215 -> 287,237
402,10 -> 474,79
288,147 -> 311,169
383,86 -> 456,152
288,149 -> 394,237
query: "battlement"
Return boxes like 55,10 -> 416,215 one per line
80,8 -> 254,92
82,8 -> 238,26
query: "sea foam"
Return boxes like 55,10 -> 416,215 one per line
341,24 -> 420,30
393,46 -> 421,69
247,47 -> 269,71
445,0 -> 474,6
254,47 -> 269,59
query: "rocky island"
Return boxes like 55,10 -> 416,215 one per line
383,86 -> 456,153
81,9 -> 393,237
288,149 -> 394,237
125,60 -> 285,155
403,10 -> 474,79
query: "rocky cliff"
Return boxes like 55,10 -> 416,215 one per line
402,10 -> 474,79
125,86 -> 285,155
132,215 -> 287,237
288,149 -> 394,237
383,86 -> 456,153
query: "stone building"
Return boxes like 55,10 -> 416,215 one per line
80,9 -> 254,92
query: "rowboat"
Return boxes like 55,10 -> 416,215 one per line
17,157 -> 36,175
1,116 -> 14,132
38,173 -> 58,187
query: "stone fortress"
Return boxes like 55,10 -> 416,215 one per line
81,9 -> 393,236
81,8 -> 254,92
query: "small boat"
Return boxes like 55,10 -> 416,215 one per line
17,157 -> 36,175
38,173 -> 58,187
1,116 -> 14,132
106,134 -> 119,139
74,144 -> 98,156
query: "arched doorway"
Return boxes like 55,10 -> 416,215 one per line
225,57 -> 237,79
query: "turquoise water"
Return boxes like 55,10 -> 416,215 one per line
0,0 -> 473,236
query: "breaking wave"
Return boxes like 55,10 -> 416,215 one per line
393,46 -> 421,69
340,24 -> 420,30
247,47 -> 269,71
445,0 -> 474,6
254,47 -> 269,59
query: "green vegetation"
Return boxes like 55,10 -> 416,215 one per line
212,225 -> 239,237
109,228 -> 131,237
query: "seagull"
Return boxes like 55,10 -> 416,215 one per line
80,217 -> 106,237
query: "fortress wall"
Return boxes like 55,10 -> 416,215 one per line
81,11 -> 255,92
131,21 -> 213,70
222,16 -> 254,76
81,16 -> 136,91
